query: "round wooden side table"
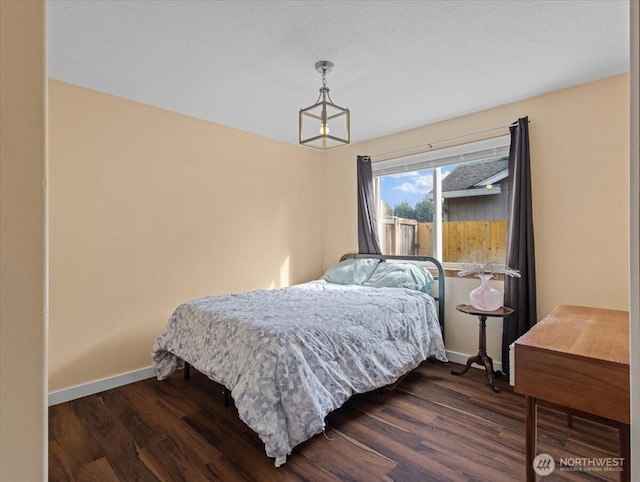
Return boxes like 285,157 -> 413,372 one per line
451,304 -> 514,392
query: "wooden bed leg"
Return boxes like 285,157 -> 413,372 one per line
223,388 -> 230,407
184,362 -> 191,380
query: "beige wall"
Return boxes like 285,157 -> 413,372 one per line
0,1 -> 48,480
324,74 -> 630,362
49,80 -> 324,391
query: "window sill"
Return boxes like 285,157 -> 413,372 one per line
442,266 -> 505,281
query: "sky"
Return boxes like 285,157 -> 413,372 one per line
380,167 -> 454,209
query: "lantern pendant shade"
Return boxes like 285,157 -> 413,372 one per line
299,61 -> 350,150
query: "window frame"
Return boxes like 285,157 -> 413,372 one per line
372,135 -> 511,266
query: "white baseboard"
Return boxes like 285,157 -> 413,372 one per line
445,350 -> 503,374
48,351 -> 500,406
48,366 -> 156,406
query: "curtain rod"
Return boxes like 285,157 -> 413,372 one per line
370,119 -> 531,160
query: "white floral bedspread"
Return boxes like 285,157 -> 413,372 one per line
152,280 -> 446,466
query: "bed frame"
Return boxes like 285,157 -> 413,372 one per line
183,252 -> 446,407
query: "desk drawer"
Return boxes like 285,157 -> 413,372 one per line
514,344 -> 629,424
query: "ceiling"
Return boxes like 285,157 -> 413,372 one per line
47,0 -> 630,147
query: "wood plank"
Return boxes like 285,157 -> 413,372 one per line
110,380 -> 228,470
295,420 -> 398,481
138,437 -> 219,482
183,408 -> 300,481
73,457 -> 121,482
490,220 -> 507,261
142,376 -> 202,417
100,385 -> 167,449
328,404 -> 487,481
48,440 -> 73,482
70,396 -> 160,481
48,402 -> 105,475
417,222 -> 433,256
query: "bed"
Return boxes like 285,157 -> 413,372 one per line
152,253 -> 447,466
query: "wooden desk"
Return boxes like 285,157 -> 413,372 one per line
513,305 -> 630,481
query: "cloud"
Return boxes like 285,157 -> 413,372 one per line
386,171 -> 420,179
394,175 -> 433,194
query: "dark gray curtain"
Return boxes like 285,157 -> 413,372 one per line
502,117 -> 537,375
357,155 -> 382,254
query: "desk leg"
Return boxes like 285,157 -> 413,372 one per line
525,396 -> 537,482
620,423 -> 630,482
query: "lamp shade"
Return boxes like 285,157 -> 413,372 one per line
299,61 -> 350,150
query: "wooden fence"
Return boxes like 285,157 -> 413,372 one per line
381,217 -> 508,263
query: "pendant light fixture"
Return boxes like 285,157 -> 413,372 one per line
299,60 -> 350,150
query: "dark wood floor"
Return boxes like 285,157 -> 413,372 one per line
49,361 -> 620,481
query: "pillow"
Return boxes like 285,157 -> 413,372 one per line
364,262 -> 436,293
322,257 -> 381,285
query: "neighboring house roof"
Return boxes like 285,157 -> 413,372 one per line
441,157 -> 508,192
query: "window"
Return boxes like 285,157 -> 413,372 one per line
372,136 -> 510,264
